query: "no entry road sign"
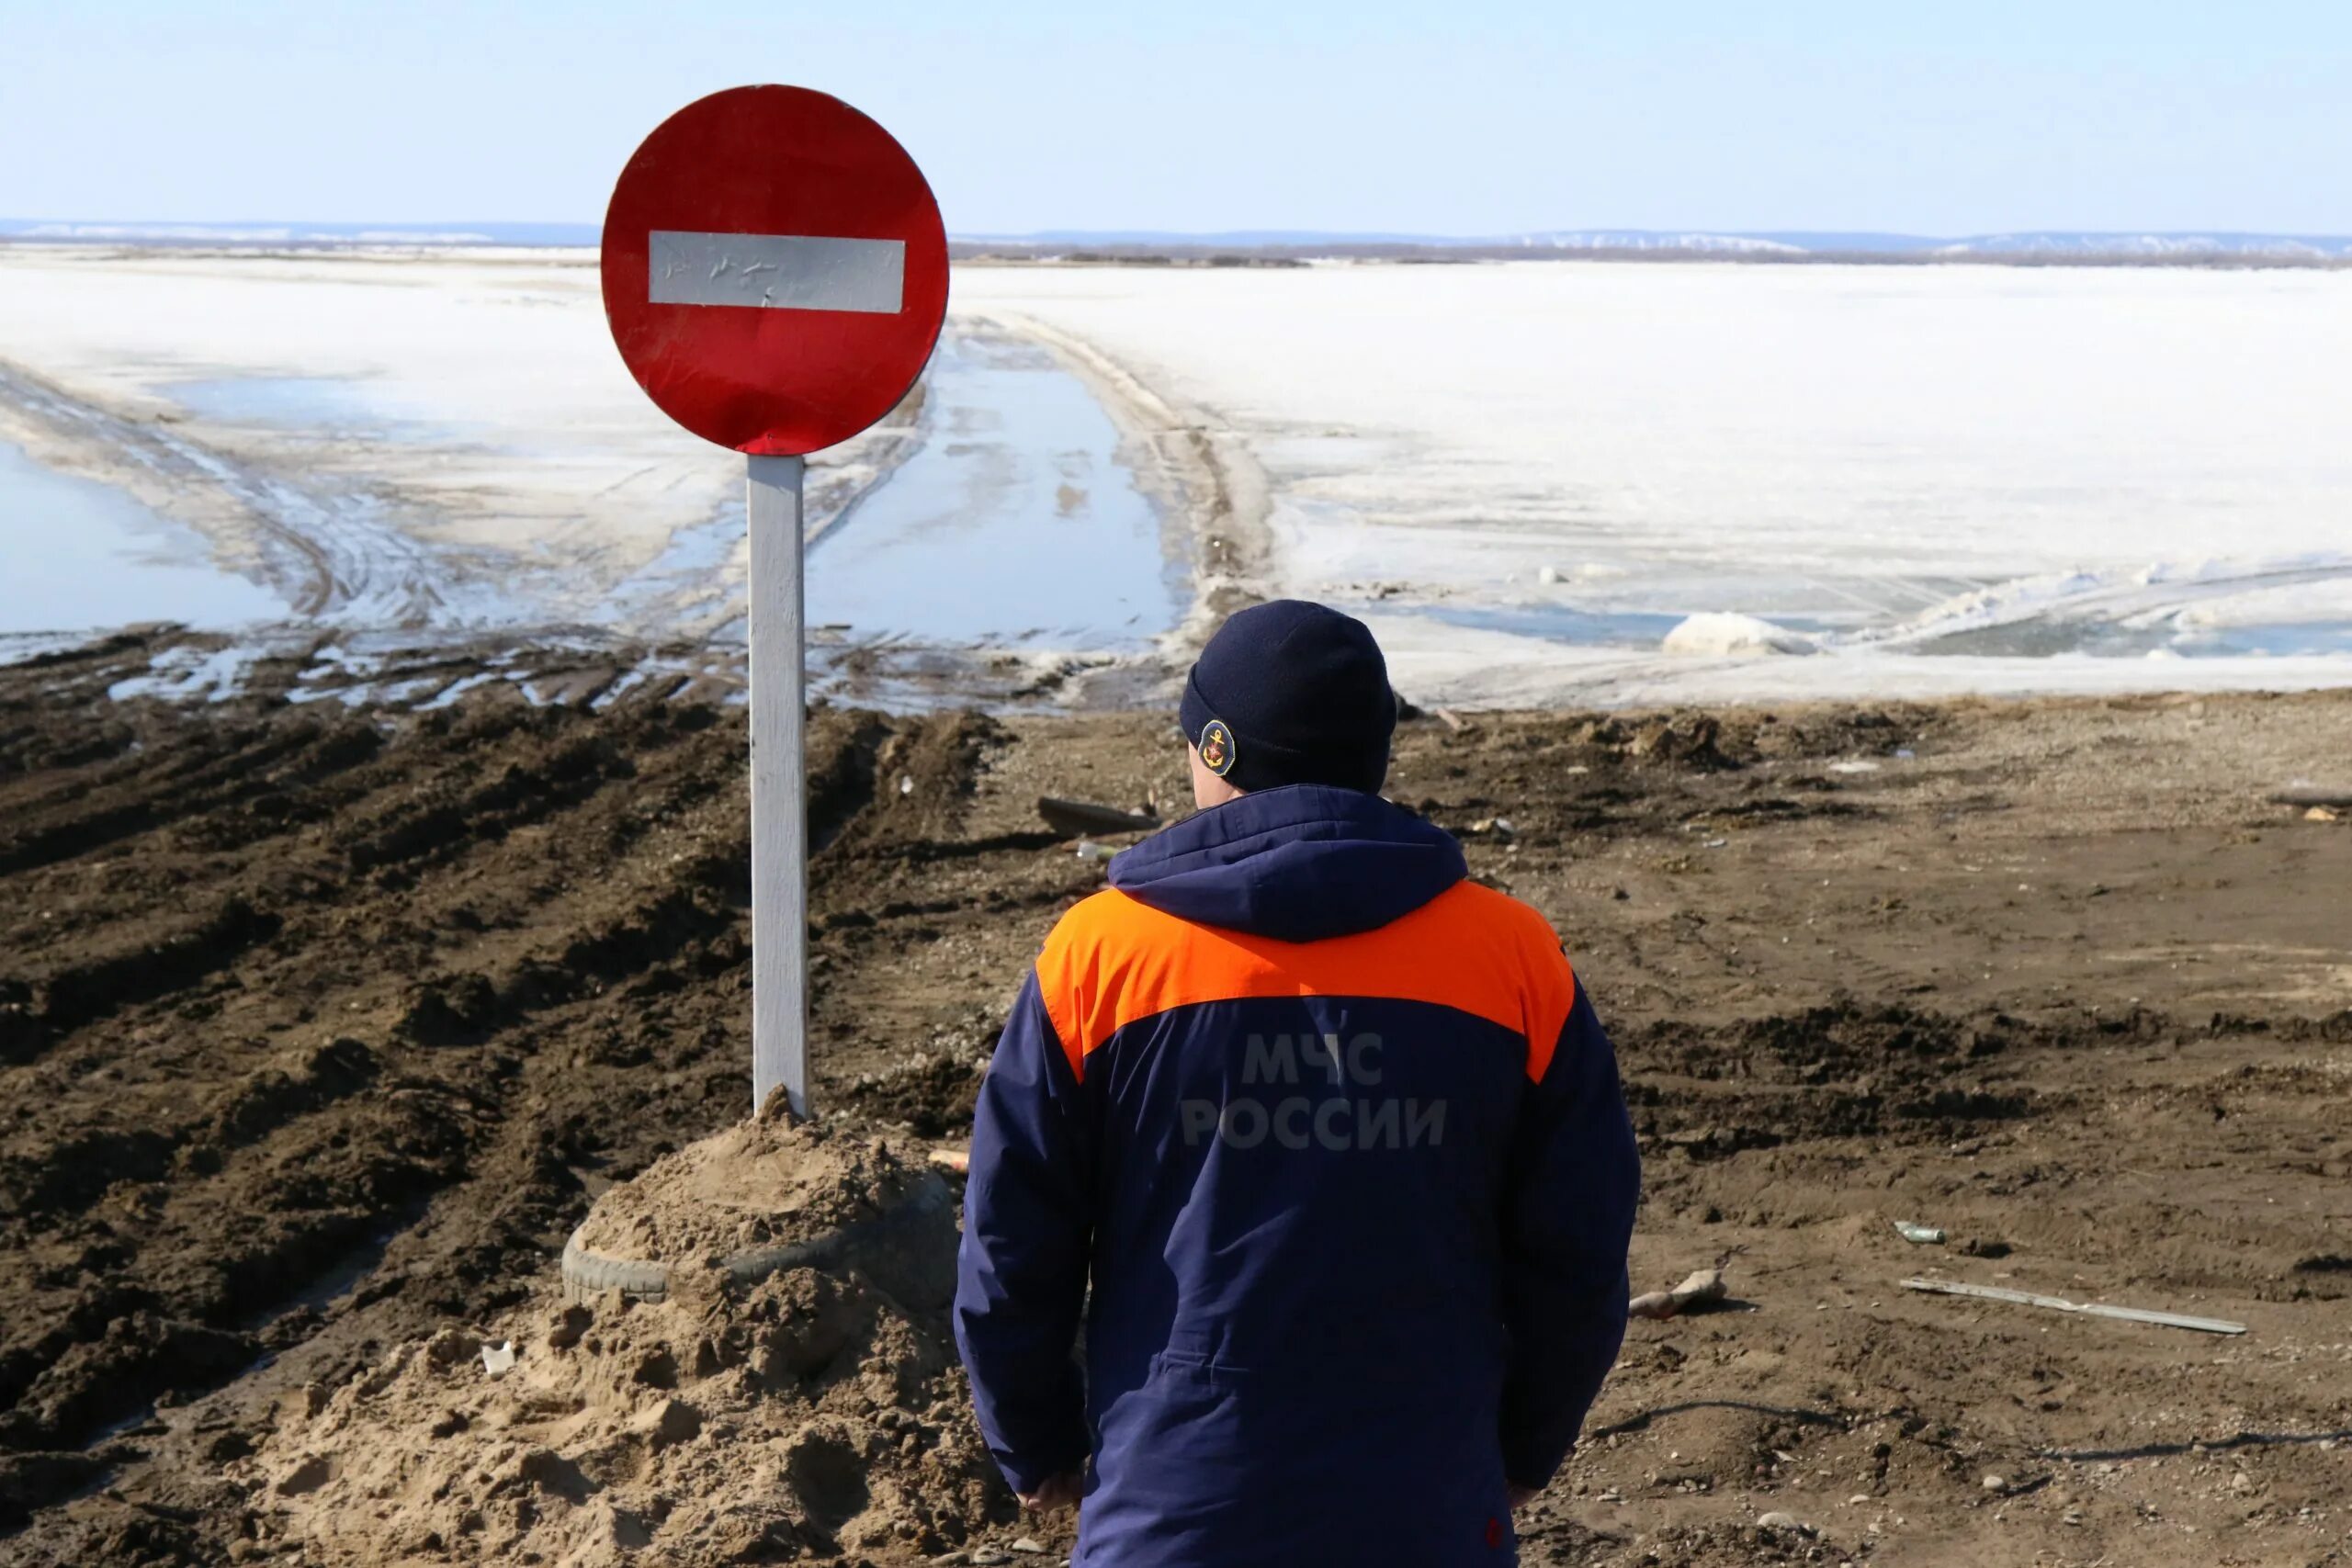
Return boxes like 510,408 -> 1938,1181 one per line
603,85 -> 949,456
602,86 -> 949,1119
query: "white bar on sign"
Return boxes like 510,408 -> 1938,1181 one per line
649,231 -> 906,313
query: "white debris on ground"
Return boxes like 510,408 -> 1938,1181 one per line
1661,612 -> 1821,658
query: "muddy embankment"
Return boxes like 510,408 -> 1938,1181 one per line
2,635 -> 2349,1564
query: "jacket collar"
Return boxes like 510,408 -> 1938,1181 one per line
1107,784 -> 1465,942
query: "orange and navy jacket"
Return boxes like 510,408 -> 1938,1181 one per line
954,784 -> 1641,1567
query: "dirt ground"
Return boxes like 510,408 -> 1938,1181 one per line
1,634 -> 2347,1566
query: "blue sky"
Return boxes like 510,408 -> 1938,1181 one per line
4,1 -> 2347,235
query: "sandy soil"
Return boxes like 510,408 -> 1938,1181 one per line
1,646 -> 2348,1564
242,1112 -> 989,1566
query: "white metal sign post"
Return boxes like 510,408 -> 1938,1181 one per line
747,456 -> 809,1114
601,87 -> 950,1118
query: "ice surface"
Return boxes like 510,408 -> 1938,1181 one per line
9,249 -> 2352,707
0,247 -> 910,636
1356,609 -> 2352,709
0,249 -> 1184,665
106,642 -> 269,702
957,261 -> 2352,702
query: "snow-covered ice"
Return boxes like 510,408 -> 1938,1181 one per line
957,260 -> 2352,703
6,247 -> 2351,706
1662,612 -> 1821,658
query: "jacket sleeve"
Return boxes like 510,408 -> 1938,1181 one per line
953,969 -> 1095,1495
1498,978 -> 1642,1489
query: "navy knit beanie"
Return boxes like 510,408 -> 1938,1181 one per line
1179,600 -> 1396,795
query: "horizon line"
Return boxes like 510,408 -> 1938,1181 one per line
7,220 -> 2352,244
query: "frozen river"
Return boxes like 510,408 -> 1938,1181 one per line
3,246 -> 2349,706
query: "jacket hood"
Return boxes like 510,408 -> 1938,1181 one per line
1106,784 -> 1466,942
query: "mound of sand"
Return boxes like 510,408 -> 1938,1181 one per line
233,1119 -> 1029,1566
571,1106 -> 940,1267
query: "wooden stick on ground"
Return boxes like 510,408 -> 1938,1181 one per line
1900,1277 -> 2246,1336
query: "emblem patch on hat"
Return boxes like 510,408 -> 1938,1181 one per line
1198,718 -> 1237,777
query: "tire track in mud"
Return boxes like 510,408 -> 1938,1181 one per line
2,897 -> 281,1065
4,679 -> 2346,1562
0,700 -> 741,1525
0,723 -> 387,879
0,671 -> 1043,1546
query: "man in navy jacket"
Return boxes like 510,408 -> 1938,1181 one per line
955,600 -> 1641,1566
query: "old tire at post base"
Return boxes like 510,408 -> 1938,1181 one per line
560,1170 -> 956,1306
559,1232 -> 673,1303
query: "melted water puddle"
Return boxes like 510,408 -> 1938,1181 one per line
0,439 -> 284,634
807,329 -> 1181,649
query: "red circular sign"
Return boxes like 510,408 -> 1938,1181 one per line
602,85 -> 949,457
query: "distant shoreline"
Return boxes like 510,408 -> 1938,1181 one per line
6,222 -> 2352,269
6,239 -> 2347,272
948,243 -> 2352,271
